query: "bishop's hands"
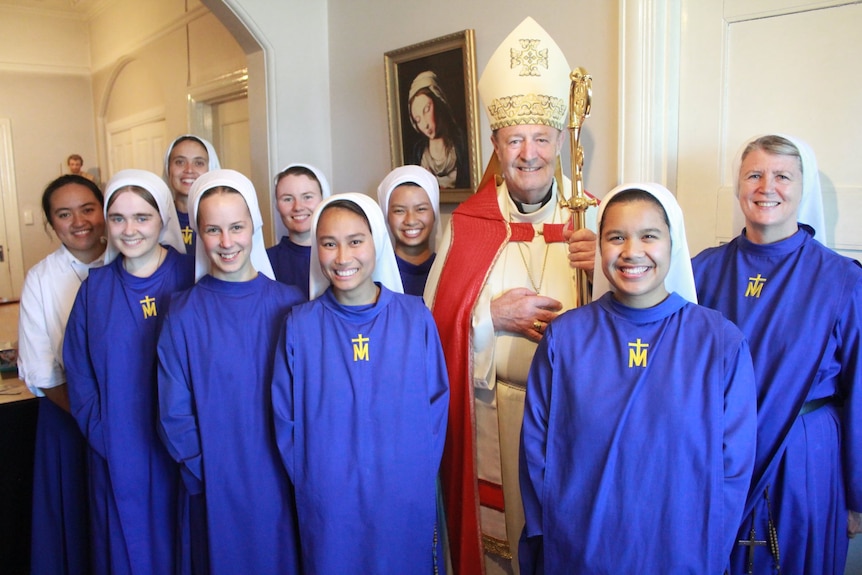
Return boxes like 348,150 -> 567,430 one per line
565,226 -> 597,275
491,287 -> 563,343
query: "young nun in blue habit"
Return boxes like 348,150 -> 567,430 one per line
157,169 -> 303,575
271,193 -> 450,574
267,163 -> 331,298
693,134 -> 862,574
519,184 -> 757,574
63,169 -> 192,575
376,165 -> 441,297
162,135 -> 220,254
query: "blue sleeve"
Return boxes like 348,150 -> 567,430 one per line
270,313 -> 296,482
63,280 -> 107,459
840,277 -> 862,512
424,308 -> 450,468
157,312 -> 203,494
519,324 -> 555,574
721,324 -> 757,561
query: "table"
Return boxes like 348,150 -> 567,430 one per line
0,376 -> 37,575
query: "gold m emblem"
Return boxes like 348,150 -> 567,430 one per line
140,295 -> 157,319
352,334 -> 370,362
745,274 -> 767,298
628,338 -> 649,368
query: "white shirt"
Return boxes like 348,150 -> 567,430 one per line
17,245 -> 103,396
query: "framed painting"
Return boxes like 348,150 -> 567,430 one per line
384,30 -> 481,203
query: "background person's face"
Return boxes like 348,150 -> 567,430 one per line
275,174 -> 323,238
387,184 -> 434,251
168,140 -> 209,200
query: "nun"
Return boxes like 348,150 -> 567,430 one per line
266,162 -> 331,298
63,169 -> 192,575
271,193 -> 450,574
162,134 -> 221,252
157,169 -> 303,575
376,165 -> 441,297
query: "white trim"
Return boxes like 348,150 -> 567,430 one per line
188,68 -> 249,105
724,0 -> 860,21
0,62 -> 91,76
104,106 -> 166,134
618,0 -> 681,190
0,119 -> 25,299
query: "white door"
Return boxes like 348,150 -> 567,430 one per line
107,119 -> 167,179
212,97 -> 251,177
676,0 -> 862,261
675,1 -> 862,569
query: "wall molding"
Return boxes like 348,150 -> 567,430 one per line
618,0 -> 681,190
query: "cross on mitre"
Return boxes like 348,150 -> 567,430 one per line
510,39 -> 548,77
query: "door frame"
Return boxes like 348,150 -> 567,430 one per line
0,119 -> 24,300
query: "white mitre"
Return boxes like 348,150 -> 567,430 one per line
479,17 -> 571,131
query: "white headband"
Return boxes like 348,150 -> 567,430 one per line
103,169 -> 186,265
162,135 -> 221,187
731,133 -> 825,243
376,165 -> 441,252
592,182 -> 697,304
188,169 -> 275,283
308,193 -> 404,300
271,163 -> 332,241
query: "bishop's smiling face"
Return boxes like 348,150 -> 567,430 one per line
491,124 -> 564,205
737,148 -> 803,244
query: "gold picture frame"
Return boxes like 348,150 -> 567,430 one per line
384,30 -> 481,204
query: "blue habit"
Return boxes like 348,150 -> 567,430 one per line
267,236 -> 311,299
271,286 -> 449,574
158,274 -> 303,575
395,253 -> 436,298
63,248 -> 193,575
30,397 -> 90,575
693,226 -> 862,574
520,292 -> 756,574
176,211 -> 197,271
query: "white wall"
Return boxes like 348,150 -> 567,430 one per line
0,5 -> 90,75
0,6 -> 97,272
